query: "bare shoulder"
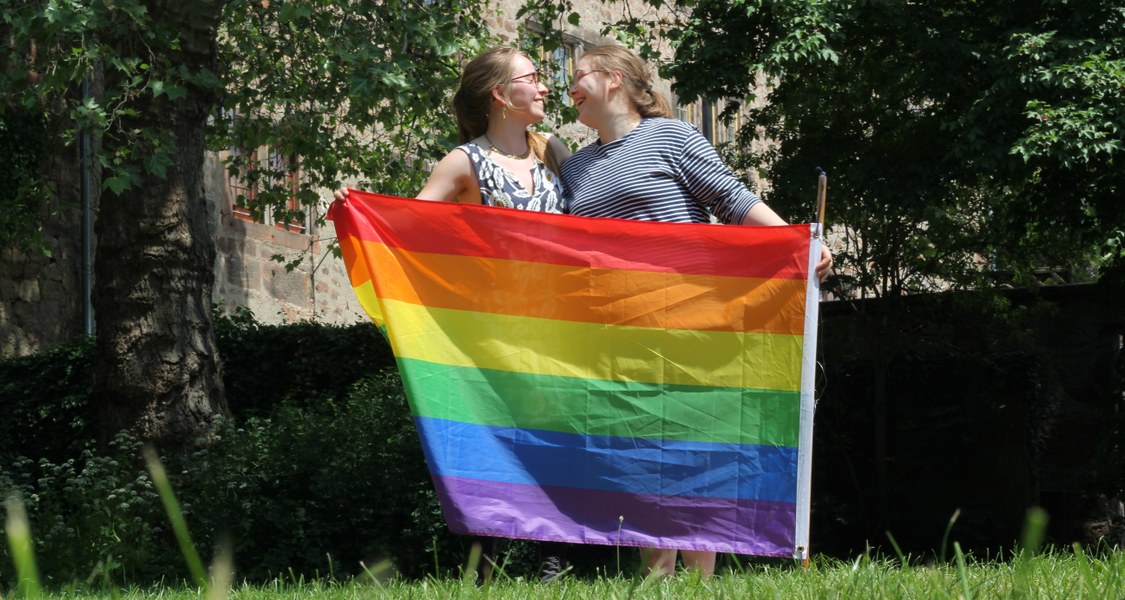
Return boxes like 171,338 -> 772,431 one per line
417,148 -> 481,203
435,146 -> 475,174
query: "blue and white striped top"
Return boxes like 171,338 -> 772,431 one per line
561,118 -> 759,224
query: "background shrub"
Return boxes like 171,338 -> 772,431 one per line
0,313 -> 543,586
0,337 -> 96,463
0,432 -> 172,586
175,369 -> 464,580
215,308 -> 396,419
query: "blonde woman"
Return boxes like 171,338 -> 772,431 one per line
337,47 -> 569,210
335,46 -> 572,581
562,44 -> 833,577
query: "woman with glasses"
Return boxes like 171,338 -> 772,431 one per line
415,46 -> 569,211
337,47 -> 569,212
333,46 -> 572,582
561,44 -> 833,577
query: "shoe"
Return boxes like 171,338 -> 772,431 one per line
540,555 -> 562,583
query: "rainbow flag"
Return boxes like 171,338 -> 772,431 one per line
328,190 -> 821,559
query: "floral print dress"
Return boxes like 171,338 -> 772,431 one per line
457,142 -> 565,213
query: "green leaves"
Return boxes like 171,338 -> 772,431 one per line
0,109 -> 51,255
149,79 -> 188,101
662,0 -> 1125,296
2,0 -> 230,205
210,0 -> 493,222
277,2 -> 314,24
1009,41 -> 1125,168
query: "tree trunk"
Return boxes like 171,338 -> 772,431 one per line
93,0 -> 228,450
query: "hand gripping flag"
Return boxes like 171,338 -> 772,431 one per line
328,190 -> 821,559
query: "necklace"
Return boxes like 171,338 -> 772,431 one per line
484,134 -> 531,160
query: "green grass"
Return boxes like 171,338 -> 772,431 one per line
6,452 -> 1124,599
3,549 -> 1121,599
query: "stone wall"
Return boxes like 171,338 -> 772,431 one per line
0,142 -> 86,357
205,154 -> 365,326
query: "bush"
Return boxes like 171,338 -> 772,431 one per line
174,368 -> 459,580
0,337 -> 96,463
214,308 -> 397,419
0,432 -> 172,586
0,314 -> 543,586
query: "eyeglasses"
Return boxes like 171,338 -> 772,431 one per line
510,71 -> 541,85
570,68 -> 610,86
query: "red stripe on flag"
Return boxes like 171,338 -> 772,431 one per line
328,190 -> 811,280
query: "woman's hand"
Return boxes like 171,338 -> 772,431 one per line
815,245 -> 833,284
333,188 -> 350,202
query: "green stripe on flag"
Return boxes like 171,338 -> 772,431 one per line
399,358 -> 801,448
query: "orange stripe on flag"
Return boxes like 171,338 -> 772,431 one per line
348,239 -> 807,335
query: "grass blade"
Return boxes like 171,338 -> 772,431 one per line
940,508 -> 961,564
462,541 -> 483,585
884,530 -> 910,572
4,495 -> 41,600
1019,507 -> 1049,558
953,541 -> 972,600
207,537 -> 234,600
143,445 -> 208,589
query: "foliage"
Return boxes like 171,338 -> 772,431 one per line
705,1 -> 1120,296
0,107 -> 52,255
0,433 -> 171,586
0,315 -> 538,586
555,0 -> 1124,298
2,0 -> 223,197
175,370 -> 466,581
213,308 -> 396,419
210,0 -> 494,228
0,337 -> 96,464
0,370 -> 545,587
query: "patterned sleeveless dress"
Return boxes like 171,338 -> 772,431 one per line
456,142 -> 565,213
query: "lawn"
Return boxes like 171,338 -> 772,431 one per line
7,549 -> 1122,599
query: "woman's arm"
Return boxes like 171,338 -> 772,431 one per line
740,202 -> 833,281
416,149 -> 481,203
738,202 -> 787,226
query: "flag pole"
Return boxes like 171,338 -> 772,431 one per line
803,167 -> 828,571
814,167 -> 827,237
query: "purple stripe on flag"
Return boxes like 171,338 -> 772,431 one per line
433,475 -> 796,557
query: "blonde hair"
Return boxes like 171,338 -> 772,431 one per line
581,45 -> 672,119
451,47 -> 549,163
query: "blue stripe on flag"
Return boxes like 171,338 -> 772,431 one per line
416,416 -> 798,503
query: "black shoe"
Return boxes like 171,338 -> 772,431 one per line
540,555 -> 563,583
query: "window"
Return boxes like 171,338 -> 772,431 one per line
538,36 -> 582,106
225,145 -> 309,235
675,99 -> 697,126
725,111 -> 741,146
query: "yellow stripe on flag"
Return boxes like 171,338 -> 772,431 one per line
380,298 -> 804,391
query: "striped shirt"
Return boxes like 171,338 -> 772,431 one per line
561,118 -> 759,224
